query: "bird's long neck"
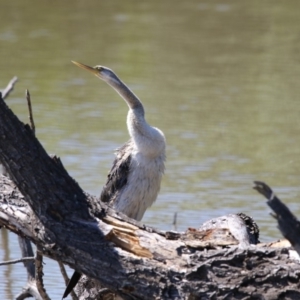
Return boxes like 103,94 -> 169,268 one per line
106,77 -> 156,139
105,74 -> 165,157
108,77 -> 145,114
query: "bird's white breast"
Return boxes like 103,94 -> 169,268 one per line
111,109 -> 166,220
113,150 -> 165,221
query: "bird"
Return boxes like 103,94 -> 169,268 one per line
62,61 -> 166,299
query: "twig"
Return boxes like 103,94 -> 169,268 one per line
0,256 -> 35,266
26,89 -> 35,135
58,261 -> 69,287
35,246 -> 51,300
172,212 -> 177,232
1,76 -> 18,175
1,76 -> 18,100
58,261 -> 79,300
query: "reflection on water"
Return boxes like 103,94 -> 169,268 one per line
2,0 -> 300,298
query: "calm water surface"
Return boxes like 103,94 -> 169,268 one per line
1,1 -> 300,298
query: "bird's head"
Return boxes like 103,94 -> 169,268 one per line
72,61 -> 119,85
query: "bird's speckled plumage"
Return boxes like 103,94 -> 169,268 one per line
100,140 -> 133,204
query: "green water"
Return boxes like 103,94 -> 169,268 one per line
1,1 -> 300,298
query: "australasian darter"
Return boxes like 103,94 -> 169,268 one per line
73,61 -> 166,220
62,61 -> 166,298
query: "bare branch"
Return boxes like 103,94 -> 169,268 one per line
254,181 -> 300,254
1,76 -> 18,176
1,76 -> 18,100
35,246 -> 51,300
0,256 -> 35,266
25,89 -> 35,135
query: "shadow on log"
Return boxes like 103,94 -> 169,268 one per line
1,92 -> 300,299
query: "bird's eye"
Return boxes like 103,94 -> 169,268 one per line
94,66 -> 103,71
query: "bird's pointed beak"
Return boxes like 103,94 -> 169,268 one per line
72,61 -> 99,75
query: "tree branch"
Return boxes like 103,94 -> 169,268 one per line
25,89 -> 35,135
35,246 -> 51,300
0,256 -> 34,266
254,181 -> 300,254
1,76 -> 18,100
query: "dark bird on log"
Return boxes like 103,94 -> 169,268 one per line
62,61 -> 166,299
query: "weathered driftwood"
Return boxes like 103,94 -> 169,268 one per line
1,93 -> 300,300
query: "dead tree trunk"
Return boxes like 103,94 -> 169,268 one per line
0,93 -> 300,300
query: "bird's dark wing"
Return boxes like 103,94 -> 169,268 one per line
100,140 -> 133,204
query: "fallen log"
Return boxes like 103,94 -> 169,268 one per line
1,92 -> 300,300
